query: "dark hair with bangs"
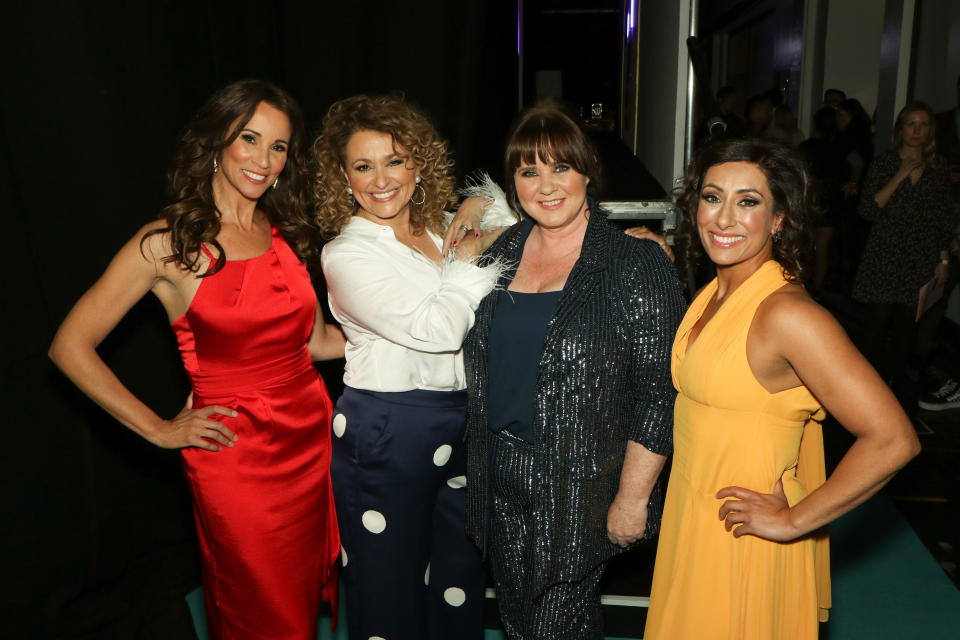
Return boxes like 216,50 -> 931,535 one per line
503,103 -> 600,216
675,138 -> 815,283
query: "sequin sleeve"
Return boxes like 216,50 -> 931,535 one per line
618,238 -> 686,453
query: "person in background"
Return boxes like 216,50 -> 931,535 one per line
853,101 -> 955,395
716,85 -> 747,139
834,98 -> 875,281
745,93 -> 774,138
311,93 -> 513,640
918,76 -> 960,408
823,88 -> 846,108
695,86 -> 747,148
49,79 -> 345,640
462,104 -> 685,639
836,98 -> 874,198
800,106 -> 847,293
768,103 -> 804,148
644,138 -> 919,640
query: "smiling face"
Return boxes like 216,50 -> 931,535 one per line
214,101 -> 290,201
696,161 -> 784,272
342,129 -> 418,226
513,155 -> 590,230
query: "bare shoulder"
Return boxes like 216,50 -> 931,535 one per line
132,220 -> 173,263
753,282 -> 849,353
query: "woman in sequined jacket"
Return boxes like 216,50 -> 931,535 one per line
461,104 -> 686,639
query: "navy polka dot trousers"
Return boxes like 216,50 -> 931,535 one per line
331,387 -> 485,640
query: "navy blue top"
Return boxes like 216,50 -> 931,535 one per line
486,289 -> 563,442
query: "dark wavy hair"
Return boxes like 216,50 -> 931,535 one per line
503,102 -> 601,216
893,101 -> 939,168
143,79 -> 316,275
675,138 -> 815,283
311,94 -> 456,239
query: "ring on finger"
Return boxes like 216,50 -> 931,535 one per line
459,224 -> 472,233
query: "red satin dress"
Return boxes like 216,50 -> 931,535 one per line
172,227 -> 339,639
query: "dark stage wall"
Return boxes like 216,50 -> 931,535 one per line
0,2 -> 518,637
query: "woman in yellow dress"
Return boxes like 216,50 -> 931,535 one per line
644,138 -> 920,639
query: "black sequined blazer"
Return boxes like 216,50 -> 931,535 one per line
464,207 -> 686,589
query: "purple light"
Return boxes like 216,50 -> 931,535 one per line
517,2 -> 521,55
626,0 -> 637,40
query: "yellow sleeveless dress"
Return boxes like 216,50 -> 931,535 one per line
645,261 -> 831,639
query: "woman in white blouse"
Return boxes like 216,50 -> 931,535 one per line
311,94 -> 512,640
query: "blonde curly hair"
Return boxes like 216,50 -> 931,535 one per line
311,94 -> 456,238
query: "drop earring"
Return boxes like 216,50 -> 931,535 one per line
411,176 -> 425,205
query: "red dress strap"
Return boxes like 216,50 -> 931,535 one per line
199,242 -> 216,261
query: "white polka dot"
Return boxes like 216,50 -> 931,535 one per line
362,510 -> 386,534
332,413 -> 347,438
341,545 -> 348,567
443,587 -> 466,607
424,563 -> 431,585
433,444 -> 452,466
446,475 -> 467,489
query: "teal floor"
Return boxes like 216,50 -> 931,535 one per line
821,492 -> 960,639
186,493 -> 960,639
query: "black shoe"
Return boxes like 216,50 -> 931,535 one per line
918,378 -> 960,411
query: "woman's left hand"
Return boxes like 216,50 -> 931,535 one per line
442,196 -> 491,255
715,481 -> 802,542
607,494 -> 648,548
624,226 -> 675,262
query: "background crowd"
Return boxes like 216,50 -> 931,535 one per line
694,79 -> 960,412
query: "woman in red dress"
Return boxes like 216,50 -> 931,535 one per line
49,80 -> 344,640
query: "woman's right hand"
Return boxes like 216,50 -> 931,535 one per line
153,401 -> 239,451
896,157 -> 922,183
873,155 -> 923,209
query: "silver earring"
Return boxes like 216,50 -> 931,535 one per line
415,175 -> 421,184
411,183 -> 426,206
346,186 -> 353,195
212,157 -> 219,173
772,229 -> 783,243
272,177 -> 279,190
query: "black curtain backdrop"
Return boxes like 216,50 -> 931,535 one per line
0,2 -> 518,637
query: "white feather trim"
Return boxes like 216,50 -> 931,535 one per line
459,171 -> 520,231
440,250 -> 512,295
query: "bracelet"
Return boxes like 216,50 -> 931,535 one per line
941,259 -> 950,265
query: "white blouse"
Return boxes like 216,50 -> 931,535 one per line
321,216 -> 505,392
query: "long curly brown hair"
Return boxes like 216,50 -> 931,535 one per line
311,94 -> 455,238
143,79 -> 317,275
675,138 -> 815,283
893,101 -> 940,169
